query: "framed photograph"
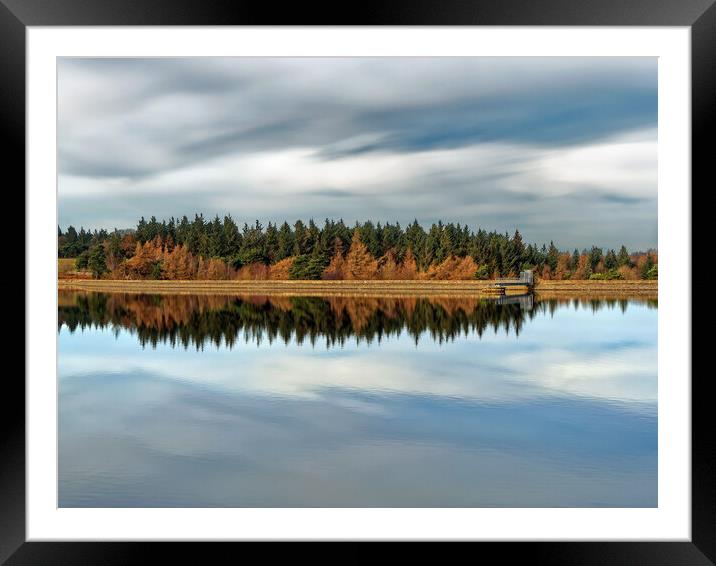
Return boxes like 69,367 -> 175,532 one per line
6,0 -> 709,562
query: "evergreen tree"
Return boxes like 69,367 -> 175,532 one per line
293,220 -> 307,256
277,221 -> 295,261
207,215 -> 225,258
437,223 -> 455,263
87,244 -> 108,279
136,217 -> 148,242
75,250 -> 89,270
265,222 -> 279,264
604,249 -> 618,270
546,241 -> 559,272
504,229 -> 525,275
589,246 -> 603,271
223,215 -> 241,258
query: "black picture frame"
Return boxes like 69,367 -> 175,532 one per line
4,0 -> 709,562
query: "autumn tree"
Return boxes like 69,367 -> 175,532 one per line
555,253 -> 571,280
322,238 -> 347,280
572,253 -> 592,280
125,238 -> 163,279
269,257 -> 294,280
163,244 -> 196,279
345,231 -> 378,280
397,248 -> 418,280
206,258 -> 231,280
377,248 -> 400,280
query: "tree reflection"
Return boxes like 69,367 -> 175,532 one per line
58,291 -> 657,350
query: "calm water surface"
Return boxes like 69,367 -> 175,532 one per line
58,292 -> 657,507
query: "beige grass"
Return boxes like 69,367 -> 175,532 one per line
57,278 -> 657,298
57,258 -> 76,273
58,258 -> 94,279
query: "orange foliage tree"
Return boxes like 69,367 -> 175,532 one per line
206,258 -> 231,280
377,249 -> 400,280
397,248 -> 418,280
124,237 -> 164,279
422,255 -> 478,280
162,244 -> 196,279
269,257 -> 294,280
571,254 -> 592,280
235,263 -> 269,280
322,239 -> 347,280
344,232 -> 378,280
555,253 -> 571,280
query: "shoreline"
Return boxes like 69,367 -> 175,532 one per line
58,278 -> 658,298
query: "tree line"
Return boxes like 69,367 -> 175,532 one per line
58,214 -> 658,280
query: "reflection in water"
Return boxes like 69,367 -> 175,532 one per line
58,291 -> 657,349
58,291 -> 657,508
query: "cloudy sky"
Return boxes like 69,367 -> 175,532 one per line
58,57 -> 657,250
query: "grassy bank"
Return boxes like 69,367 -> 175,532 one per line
58,278 -> 657,298
58,258 -> 91,279
534,280 -> 657,297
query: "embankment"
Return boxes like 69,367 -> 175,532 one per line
58,278 -> 657,298
534,280 -> 657,299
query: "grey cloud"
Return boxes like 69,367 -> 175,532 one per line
58,57 -> 658,250
593,193 -> 650,205
59,57 -> 656,180
302,188 -> 359,199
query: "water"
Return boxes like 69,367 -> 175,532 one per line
58,292 -> 657,507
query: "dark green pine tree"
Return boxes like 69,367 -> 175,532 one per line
166,217 -> 176,244
306,219 -> 321,256
424,223 -> 442,268
265,222 -> 279,264
546,241 -> 559,272
87,244 -> 108,279
176,215 -> 190,246
589,246 -> 603,271
437,223 -> 455,263
239,220 -> 266,265
293,220 -> 307,256
604,249 -> 618,270
185,214 -> 205,256
207,215 -> 225,258
381,222 -> 402,256
277,222 -> 295,261
136,217 -> 147,242
507,229 -> 525,274
223,215 -> 241,259
405,220 -> 427,269
359,220 -> 380,258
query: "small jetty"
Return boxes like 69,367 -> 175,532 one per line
482,270 -> 534,297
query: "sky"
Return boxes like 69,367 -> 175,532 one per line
57,57 -> 657,251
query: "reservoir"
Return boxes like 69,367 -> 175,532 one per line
58,292 -> 657,507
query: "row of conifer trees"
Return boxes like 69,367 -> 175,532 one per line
58,215 -> 657,280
